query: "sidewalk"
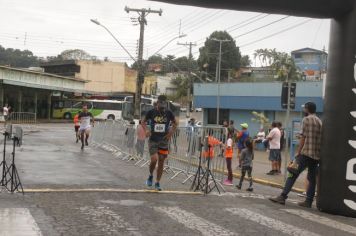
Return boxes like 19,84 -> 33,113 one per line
230,149 -> 306,190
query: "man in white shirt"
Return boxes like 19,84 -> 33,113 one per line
3,104 -> 8,122
266,121 -> 281,175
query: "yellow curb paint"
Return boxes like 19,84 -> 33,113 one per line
23,188 -> 203,195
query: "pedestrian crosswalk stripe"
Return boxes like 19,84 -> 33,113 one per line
79,206 -> 141,235
282,209 -> 356,235
155,207 -> 237,236
226,208 -> 320,236
0,208 -> 42,236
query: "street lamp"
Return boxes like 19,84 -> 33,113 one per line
90,19 -> 137,62
152,34 -> 187,56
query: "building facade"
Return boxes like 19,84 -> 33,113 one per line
0,66 -> 86,119
291,48 -> 328,81
194,81 -> 323,136
41,60 -> 157,96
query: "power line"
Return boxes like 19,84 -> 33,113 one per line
239,19 -> 314,48
233,16 -> 290,39
158,13 -> 274,56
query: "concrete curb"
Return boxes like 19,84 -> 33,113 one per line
23,188 -> 203,195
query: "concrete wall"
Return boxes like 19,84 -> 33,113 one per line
194,81 -> 324,112
76,61 -> 125,93
156,76 -> 177,96
124,69 -> 157,95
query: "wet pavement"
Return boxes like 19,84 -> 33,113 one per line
0,123 -> 355,236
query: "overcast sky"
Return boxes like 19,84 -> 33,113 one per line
0,0 -> 330,66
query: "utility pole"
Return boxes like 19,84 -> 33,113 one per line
212,38 -> 231,125
125,6 -> 162,119
177,42 -> 196,118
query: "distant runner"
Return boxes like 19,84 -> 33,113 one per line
73,111 -> 80,143
78,105 -> 94,150
143,95 -> 177,191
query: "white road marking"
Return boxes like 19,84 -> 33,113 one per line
351,112 -> 356,118
0,208 -> 42,236
155,206 -> 237,236
227,208 -> 320,236
212,192 -> 300,204
79,206 -> 141,236
282,209 -> 356,235
212,192 -> 267,199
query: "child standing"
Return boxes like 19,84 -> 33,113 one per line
236,139 -> 254,191
223,130 -> 234,186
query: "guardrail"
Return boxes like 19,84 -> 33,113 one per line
8,112 -> 36,124
90,120 -> 228,193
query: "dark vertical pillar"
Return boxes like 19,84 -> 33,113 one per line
47,93 -> 51,120
18,90 -> 22,112
317,2 -> 356,217
0,85 -> 3,108
34,91 -> 38,120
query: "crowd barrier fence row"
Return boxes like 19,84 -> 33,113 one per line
90,120 -> 228,193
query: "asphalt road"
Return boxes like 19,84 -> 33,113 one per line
0,123 -> 355,236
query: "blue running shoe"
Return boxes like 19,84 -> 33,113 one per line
146,175 -> 153,187
155,182 -> 162,191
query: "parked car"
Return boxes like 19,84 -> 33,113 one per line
180,107 -> 187,112
195,108 -> 202,112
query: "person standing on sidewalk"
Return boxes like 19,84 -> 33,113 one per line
236,139 -> 254,191
136,119 -> 146,157
143,95 -> 177,191
223,130 -> 234,186
277,122 -> 285,174
269,102 -> 322,208
266,121 -> 281,175
236,123 -> 249,169
3,104 -> 9,123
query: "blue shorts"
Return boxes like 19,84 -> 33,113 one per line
269,149 -> 281,161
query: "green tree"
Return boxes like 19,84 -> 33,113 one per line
254,48 -> 301,81
0,45 -> 39,68
46,49 -> 94,62
240,55 -> 252,67
251,111 -> 270,130
198,31 -> 242,81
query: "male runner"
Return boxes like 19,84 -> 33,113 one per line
143,95 -> 177,191
78,104 -> 94,150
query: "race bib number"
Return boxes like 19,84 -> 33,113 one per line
154,124 -> 166,133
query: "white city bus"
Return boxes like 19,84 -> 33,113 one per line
52,99 -> 124,120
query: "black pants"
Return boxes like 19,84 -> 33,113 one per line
238,166 -> 253,187
226,158 -> 233,181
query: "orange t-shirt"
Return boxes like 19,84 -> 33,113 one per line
203,136 -> 221,159
73,114 -> 79,126
225,138 -> 233,159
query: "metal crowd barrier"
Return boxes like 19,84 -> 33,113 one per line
7,112 -> 37,132
8,112 -> 36,124
90,120 -> 228,193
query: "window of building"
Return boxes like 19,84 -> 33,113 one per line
294,53 -> 302,59
207,108 -> 230,125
